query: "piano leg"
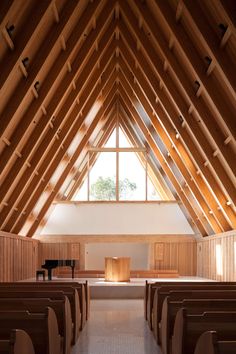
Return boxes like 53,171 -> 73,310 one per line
47,269 -> 52,281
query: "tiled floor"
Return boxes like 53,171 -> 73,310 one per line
72,299 -> 161,354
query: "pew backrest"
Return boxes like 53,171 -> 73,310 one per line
0,329 -> 35,354
194,331 -> 236,354
172,309 -> 236,354
0,307 -> 60,354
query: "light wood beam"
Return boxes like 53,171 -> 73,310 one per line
119,3 -> 236,178
118,27 -> 236,220
0,0 -> 84,139
118,68 -> 222,234
182,0 -> 236,102
67,117 -> 116,200
23,92 -> 117,237
0,0 -> 52,91
1,57 -> 117,230
118,90 -> 209,236
118,54 -> 232,232
153,0 -> 236,139
0,21 -> 117,209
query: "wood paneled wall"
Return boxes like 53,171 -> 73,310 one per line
197,231 -> 236,281
154,241 -> 197,275
0,231 -> 38,282
37,235 -> 197,276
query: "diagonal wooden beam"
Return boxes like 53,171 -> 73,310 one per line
132,0 -> 236,150
118,53 -> 232,232
119,1 -> 236,176
0,1 -> 116,180
118,88 -> 209,236
0,0 -> 52,91
182,0 -> 236,100
117,28 -> 236,218
0,25 -> 117,210
1,56 -> 117,230
0,0 -> 87,138
67,117 -> 116,200
119,104 -> 198,232
118,67 -> 223,234
23,91 -> 118,237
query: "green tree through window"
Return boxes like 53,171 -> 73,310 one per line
90,176 -> 137,200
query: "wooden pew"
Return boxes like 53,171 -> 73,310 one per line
194,331 -> 236,354
161,298 -> 236,354
0,288 -> 80,345
172,309 -> 236,354
0,329 -> 35,354
0,307 -> 61,354
150,283 -> 236,330
0,297 -> 71,354
0,281 -> 89,328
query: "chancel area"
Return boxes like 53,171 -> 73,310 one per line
0,0 -> 236,353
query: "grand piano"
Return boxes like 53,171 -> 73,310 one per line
41,259 -> 77,280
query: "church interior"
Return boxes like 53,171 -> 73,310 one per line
0,0 -> 235,353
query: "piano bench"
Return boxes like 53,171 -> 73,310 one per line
36,270 -> 46,281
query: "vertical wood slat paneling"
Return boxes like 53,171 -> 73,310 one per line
154,241 -> 197,276
197,231 -> 236,281
0,231 -> 38,282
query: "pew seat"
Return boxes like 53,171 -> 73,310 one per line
0,329 -> 35,354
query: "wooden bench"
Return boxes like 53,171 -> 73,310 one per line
0,288 -> 80,345
0,307 -> 61,354
0,281 -> 89,328
0,329 -> 35,354
172,309 -> 236,354
161,298 -> 236,354
194,331 -> 236,354
0,297 -> 71,354
149,283 -> 236,330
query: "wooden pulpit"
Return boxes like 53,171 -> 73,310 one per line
105,257 -> 130,282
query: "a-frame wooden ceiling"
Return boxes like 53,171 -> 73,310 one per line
0,0 -> 235,238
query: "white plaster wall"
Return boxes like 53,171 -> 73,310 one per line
41,202 -> 194,235
85,243 -> 149,269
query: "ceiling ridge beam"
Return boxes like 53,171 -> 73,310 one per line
118,90 -> 209,236
152,0 -> 236,136
0,0 -> 86,138
118,53 -> 232,232
22,92 -> 117,237
118,68 -> 223,234
119,2 -> 236,176
0,0 -> 52,91
1,57 -> 117,231
118,31 -> 236,213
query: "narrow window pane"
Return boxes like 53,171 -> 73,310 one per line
89,152 -> 116,200
119,152 -> 146,200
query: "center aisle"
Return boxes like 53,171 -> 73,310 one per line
72,299 -> 161,354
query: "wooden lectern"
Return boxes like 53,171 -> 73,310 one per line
105,257 -> 130,282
